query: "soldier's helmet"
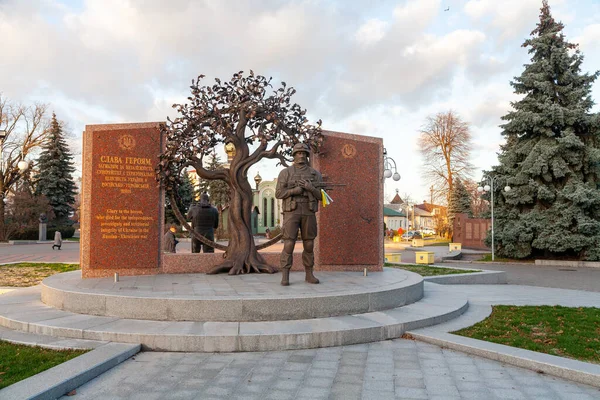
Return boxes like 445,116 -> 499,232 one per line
291,143 -> 310,156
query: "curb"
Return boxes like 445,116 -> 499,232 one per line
424,270 -> 507,285
385,263 -> 507,285
407,330 -> 600,388
0,342 -> 140,400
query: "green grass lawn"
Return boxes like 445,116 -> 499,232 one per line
0,341 -> 88,389
385,263 -> 480,277
0,263 -> 80,287
452,305 -> 600,364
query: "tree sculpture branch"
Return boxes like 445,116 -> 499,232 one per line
156,71 -> 324,274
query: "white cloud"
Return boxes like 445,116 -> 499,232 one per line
355,18 -> 389,46
574,24 -> 600,51
464,0 -> 541,41
2,0 -> 599,202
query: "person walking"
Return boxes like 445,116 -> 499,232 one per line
52,230 -> 62,250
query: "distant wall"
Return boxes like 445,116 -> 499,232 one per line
452,213 -> 491,250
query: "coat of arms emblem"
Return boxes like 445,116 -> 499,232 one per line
118,134 -> 136,150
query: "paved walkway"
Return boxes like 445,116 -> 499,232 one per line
58,339 -> 600,400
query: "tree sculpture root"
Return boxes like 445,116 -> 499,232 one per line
207,253 -> 278,275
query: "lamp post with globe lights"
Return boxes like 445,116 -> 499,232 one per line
383,148 -> 401,182
383,148 -> 401,210
477,177 -> 511,261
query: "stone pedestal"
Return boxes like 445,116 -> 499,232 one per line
39,223 -> 47,241
81,122 -> 164,278
313,130 -> 384,272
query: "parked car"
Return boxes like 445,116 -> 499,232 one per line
421,228 -> 436,236
401,231 -> 421,240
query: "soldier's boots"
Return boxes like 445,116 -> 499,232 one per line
281,268 -> 290,286
280,251 -> 293,286
305,267 -> 320,284
303,251 -> 319,284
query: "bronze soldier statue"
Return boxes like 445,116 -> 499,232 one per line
186,193 -> 219,253
276,143 -> 322,286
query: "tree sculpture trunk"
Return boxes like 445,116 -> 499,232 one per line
204,156 -> 277,274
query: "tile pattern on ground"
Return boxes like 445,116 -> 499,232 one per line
59,340 -> 600,400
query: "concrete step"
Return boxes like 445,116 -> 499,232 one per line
41,269 -> 424,322
0,283 -> 467,352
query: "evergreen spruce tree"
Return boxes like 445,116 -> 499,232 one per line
492,0 -> 600,260
35,113 -> 77,224
448,178 -> 472,224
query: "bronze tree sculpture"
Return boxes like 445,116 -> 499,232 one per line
156,71 -> 323,275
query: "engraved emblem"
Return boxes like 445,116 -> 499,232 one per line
341,144 -> 357,159
118,134 -> 136,151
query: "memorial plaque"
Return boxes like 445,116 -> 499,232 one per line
313,130 -> 383,271
81,123 -> 163,278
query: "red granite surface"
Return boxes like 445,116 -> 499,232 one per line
162,252 -> 304,274
313,130 -> 383,272
81,123 -> 163,278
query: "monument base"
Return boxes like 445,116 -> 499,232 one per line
0,268 -> 469,352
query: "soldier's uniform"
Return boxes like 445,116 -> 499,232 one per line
275,143 -> 323,285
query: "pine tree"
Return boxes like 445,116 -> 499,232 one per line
492,0 -> 600,260
35,113 -> 77,224
448,178 -> 471,223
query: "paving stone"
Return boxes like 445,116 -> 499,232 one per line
425,384 -> 460,396
363,378 -> 394,392
272,378 -> 303,391
203,386 -> 233,396
295,386 -> 330,399
458,391 -> 495,400
489,388 -> 528,399
394,377 -> 425,388
455,380 -> 488,391
360,390 -> 396,400
396,368 -> 424,379
307,368 -> 337,378
303,376 -> 333,387
265,389 -> 295,400
336,365 -> 364,375
394,387 -> 429,399
311,360 -> 338,369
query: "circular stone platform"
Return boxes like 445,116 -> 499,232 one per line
41,269 -> 423,322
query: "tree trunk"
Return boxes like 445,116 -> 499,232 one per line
0,193 -> 5,242
206,168 -> 277,275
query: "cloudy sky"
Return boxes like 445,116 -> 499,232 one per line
1,0 -> 600,203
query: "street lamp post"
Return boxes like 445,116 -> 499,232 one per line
477,177 -> 511,261
383,148 -> 401,182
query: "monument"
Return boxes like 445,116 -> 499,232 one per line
38,213 -> 47,241
80,73 -> 384,278
80,122 -> 163,278
33,72 -> 467,355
